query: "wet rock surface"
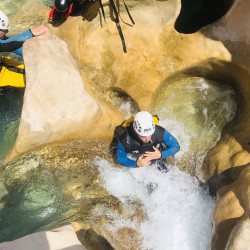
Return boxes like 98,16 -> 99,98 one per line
1,140 -> 145,248
2,0 -> 250,248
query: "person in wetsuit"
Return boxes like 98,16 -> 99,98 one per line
0,10 -> 49,55
49,0 -> 98,22
116,111 -> 180,170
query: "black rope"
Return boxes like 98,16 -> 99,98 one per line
109,0 -> 127,53
121,0 -> 135,25
99,0 -> 105,20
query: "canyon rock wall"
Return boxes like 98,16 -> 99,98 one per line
6,0 -> 250,249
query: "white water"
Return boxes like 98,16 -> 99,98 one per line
97,158 -> 215,250
94,77 -> 237,249
150,77 -> 237,179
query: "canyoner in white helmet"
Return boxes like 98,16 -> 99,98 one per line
133,111 -> 156,136
0,10 -> 49,54
0,10 -> 50,88
114,111 -> 180,171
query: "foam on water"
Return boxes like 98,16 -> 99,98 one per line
120,101 -> 133,119
159,118 -> 190,160
97,158 -> 215,250
150,77 -> 237,180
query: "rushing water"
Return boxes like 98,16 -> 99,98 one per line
150,77 -> 237,178
0,0 -> 238,249
98,158 -> 215,250
0,77 -> 236,248
97,76 -> 236,249
0,88 -> 24,162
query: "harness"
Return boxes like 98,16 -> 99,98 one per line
120,124 -> 167,156
99,0 -> 135,53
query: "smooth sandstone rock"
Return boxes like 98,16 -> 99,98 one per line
211,166 -> 250,250
7,33 -> 123,161
7,0 -> 232,161
6,0 -> 250,249
226,219 -> 250,250
53,1 -> 231,110
209,0 -> 250,71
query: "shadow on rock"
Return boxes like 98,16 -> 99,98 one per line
174,0 -> 234,33
206,163 -> 249,196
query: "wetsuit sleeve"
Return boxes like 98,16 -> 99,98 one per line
0,41 -> 24,52
116,141 -> 138,168
161,129 -> 180,159
1,30 -> 33,56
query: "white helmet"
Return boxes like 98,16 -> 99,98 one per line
133,111 -> 155,136
0,10 -> 9,30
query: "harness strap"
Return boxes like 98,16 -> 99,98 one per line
99,0 -> 105,20
121,0 -> 135,25
98,0 -> 135,53
109,0 -> 127,53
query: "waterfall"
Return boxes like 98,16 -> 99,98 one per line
98,158 -> 215,250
